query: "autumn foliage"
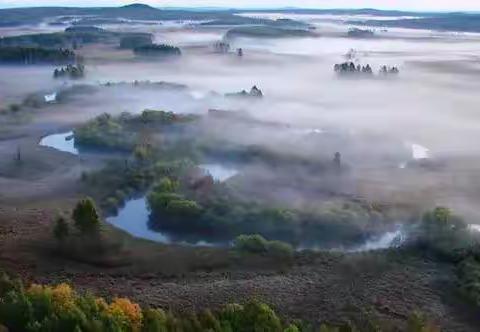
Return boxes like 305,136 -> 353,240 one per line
0,272 -> 439,332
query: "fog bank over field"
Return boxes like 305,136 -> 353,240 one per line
81,24 -> 480,154
2,13 -> 480,220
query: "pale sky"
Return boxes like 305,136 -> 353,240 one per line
0,0 -> 479,11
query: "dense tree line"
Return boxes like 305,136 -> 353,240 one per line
0,27 -> 153,51
133,44 -> 181,57
0,47 -> 75,65
334,62 -> 400,76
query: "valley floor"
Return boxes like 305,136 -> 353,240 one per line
0,197 -> 479,331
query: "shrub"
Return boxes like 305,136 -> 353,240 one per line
418,207 -> 478,261
234,234 -> 269,254
53,216 -> 69,242
267,240 -> 294,260
458,257 -> 480,306
234,235 -> 295,260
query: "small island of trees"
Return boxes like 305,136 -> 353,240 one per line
53,64 -> 85,79
334,62 -> 400,77
133,44 -> 181,57
225,85 -> 263,98
347,28 -> 375,38
334,62 -> 373,75
380,65 -> 400,75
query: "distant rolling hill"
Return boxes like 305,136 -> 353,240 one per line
236,8 -> 480,33
347,14 -> 480,33
0,4 -> 242,27
1,4 -> 479,33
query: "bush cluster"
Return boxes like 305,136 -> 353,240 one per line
233,234 -> 294,259
417,207 -> 479,261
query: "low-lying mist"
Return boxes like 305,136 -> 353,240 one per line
2,14 -> 480,223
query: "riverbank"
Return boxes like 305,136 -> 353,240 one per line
0,197 -> 478,331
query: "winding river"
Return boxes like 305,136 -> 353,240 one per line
39,130 -> 409,251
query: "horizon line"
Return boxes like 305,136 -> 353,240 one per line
0,4 -> 473,14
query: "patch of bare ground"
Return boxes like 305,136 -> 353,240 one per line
0,199 -> 479,331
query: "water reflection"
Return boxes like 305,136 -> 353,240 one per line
39,131 -> 78,155
106,197 -> 170,243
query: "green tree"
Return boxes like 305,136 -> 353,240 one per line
284,324 -> 300,332
242,301 -> 282,332
142,308 -> 168,332
72,198 -> 100,234
199,309 -> 222,332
